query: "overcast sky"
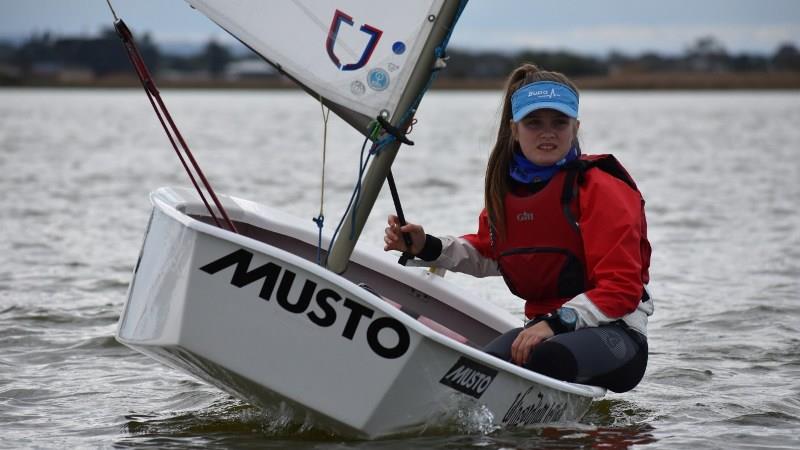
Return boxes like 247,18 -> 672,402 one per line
1,0 -> 798,55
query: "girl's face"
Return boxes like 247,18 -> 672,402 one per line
511,109 -> 579,166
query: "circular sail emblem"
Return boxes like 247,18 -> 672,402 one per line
392,41 -> 406,55
367,68 -> 390,91
351,80 -> 366,96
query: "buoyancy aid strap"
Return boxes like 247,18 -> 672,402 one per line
561,155 -> 639,192
561,166 -> 579,205
559,155 -> 641,227
560,161 -> 587,232
583,155 -> 639,191
559,159 -> 593,204
561,177 -> 581,233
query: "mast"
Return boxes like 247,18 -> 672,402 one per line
183,0 -> 466,273
326,2 -> 464,274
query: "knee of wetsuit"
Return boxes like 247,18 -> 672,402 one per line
482,327 -> 522,361
595,337 -> 648,393
526,341 -> 579,382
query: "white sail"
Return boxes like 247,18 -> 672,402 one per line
185,0 -> 447,131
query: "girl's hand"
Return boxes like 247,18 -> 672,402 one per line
383,214 -> 426,255
511,321 -> 554,366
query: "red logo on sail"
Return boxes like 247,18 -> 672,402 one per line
326,9 -> 383,71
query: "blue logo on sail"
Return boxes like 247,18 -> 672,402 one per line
392,41 -> 406,55
367,68 -> 390,91
326,9 -> 383,71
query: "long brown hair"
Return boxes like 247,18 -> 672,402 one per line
484,63 -> 580,238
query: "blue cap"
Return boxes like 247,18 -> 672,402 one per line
511,81 -> 579,122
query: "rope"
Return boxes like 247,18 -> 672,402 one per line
324,134 -> 376,264
105,0 -> 238,233
353,123 -> 389,237
319,120 -> 390,264
313,98 -> 330,265
104,0 -> 119,21
386,171 -> 415,265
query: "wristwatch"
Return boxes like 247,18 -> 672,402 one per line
525,307 -> 578,334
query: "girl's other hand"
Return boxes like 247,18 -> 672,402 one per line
510,321 -> 554,366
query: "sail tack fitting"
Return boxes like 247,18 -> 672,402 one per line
375,116 -> 415,147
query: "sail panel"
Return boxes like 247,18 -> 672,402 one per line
185,0 -> 445,131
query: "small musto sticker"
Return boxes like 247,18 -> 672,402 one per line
439,357 -> 498,399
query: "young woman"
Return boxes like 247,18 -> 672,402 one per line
383,64 -> 653,393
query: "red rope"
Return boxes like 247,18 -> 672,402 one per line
114,19 -> 238,234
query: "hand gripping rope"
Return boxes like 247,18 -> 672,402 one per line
375,116 -> 416,265
322,115 -> 417,267
105,0 -> 238,233
385,170 -> 415,265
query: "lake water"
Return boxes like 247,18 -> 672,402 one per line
1,88 -> 799,449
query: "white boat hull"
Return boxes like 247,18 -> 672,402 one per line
116,187 -> 605,438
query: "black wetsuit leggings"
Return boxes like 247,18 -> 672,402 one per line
483,322 -> 648,393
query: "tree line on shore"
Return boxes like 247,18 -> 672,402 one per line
1,28 -> 799,86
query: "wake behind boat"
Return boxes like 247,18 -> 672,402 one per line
117,187 -> 605,437
110,0 -> 606,438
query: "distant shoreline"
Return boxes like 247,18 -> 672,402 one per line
2,71 -> 799,90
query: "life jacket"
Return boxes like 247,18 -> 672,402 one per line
490,154 -> 650,318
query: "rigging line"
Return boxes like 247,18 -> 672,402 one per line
314,97 -> 331,265
350,125 -> 392,239
108,13 -> 238,233
341,121 -> 383,240
350,140 -> 368,239
386,170 -> 415,266
148,73 -> 239,233
349,138 -> 375,239
325,135 -> 373,264
325,124 -> 390,262
140,71 -> 223,229
318,99 -> 330,218
104,0 -> 119,21
109,17 -> 222,229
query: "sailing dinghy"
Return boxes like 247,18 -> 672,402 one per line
114,0 -> 606,438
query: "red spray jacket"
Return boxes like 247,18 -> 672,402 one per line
462,155 -> 651,319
